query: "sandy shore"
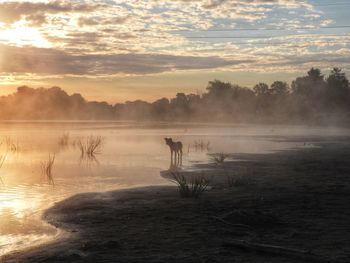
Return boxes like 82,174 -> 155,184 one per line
3,137 -> 350,263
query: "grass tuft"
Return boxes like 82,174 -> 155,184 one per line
41,154 -> 55,185
169,172 -> 210,198
77,136 -> 103,158
212,153 -> 229,164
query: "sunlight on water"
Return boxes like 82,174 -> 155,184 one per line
0,183 -> 57,256
0,121 -> 349,257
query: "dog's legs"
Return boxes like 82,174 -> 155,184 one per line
175,150 -> 178,166
171,149 -> 174,165
179,148 -> 183,165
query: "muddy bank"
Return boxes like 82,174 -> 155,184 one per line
3,138 -> 350,262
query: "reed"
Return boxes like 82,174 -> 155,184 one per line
41,154 -> 55,185
212,153 -> 229,164
170,172 -> 210,198
77,136 -> 103,157
77,139 -> 85,156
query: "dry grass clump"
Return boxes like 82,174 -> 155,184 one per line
169,172 -> 210,198
41,154 -> 55,185
77,136 -> 103,157
212,153 -> 229,164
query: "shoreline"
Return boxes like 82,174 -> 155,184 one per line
3,138 -> 350,262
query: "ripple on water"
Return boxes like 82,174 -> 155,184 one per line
1,123 -> 348,257
0,183 -> 59,256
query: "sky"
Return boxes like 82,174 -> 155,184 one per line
0,0 -> 349,103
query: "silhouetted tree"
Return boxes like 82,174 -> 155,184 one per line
325,68 -> 350,114
206,80 -> 232,98
254,83 -> 270,96
0,68 -> 349,124
170,93 -> 190,119
327,68 -> 349,91
291,68 -> 327,122
292,68 -> 325,96
253,83 -> 272,120
151,98 -> 170,120
270,81 -> 289,96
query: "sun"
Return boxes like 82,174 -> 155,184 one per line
0,25 -> 51,48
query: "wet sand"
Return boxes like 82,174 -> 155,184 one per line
2,137 -> 350,263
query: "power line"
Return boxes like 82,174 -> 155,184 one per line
185,34 -> 350,39
216,41 -> 349,46
313,2 -> 350,6
173,25 -> 350,32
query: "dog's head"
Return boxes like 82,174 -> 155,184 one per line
164,138 -> 173,145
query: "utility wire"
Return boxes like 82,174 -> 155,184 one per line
313,2 -> 350,6
213,41 -> 349,46
185,34 -> 350,39
173,26 -> 350,32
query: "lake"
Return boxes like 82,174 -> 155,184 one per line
0,121 -> 348,256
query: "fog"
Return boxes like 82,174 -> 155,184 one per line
0,67 -> 349,126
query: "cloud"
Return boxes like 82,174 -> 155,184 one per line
149,0 -> 307,14
0,1 -> 99,23
78,16 -> 130,27
0,44 -> 249,75
168,0 -> 311,10
0,0 -> 347,77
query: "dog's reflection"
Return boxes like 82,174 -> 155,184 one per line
168,156 -> 182,172
168,162 -> 180,171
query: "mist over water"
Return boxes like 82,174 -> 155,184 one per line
2,68 -> 350,126
0,121 -> 349,256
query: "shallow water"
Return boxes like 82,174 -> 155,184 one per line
0,121 -> 349,256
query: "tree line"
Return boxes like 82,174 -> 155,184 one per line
0,67 -> 349,124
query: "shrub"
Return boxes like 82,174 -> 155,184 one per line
77,136 -> 103,157
212,153 -> 229,164
170,173 -> 210,198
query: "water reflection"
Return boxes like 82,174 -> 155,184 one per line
79,152 -> 100,167
0,122 -> 348,257
0,182 -> 57,255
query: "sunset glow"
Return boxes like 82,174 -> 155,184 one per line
0,0 -> 349,102
0,25 -> 50,48
1,1 -> 350,261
